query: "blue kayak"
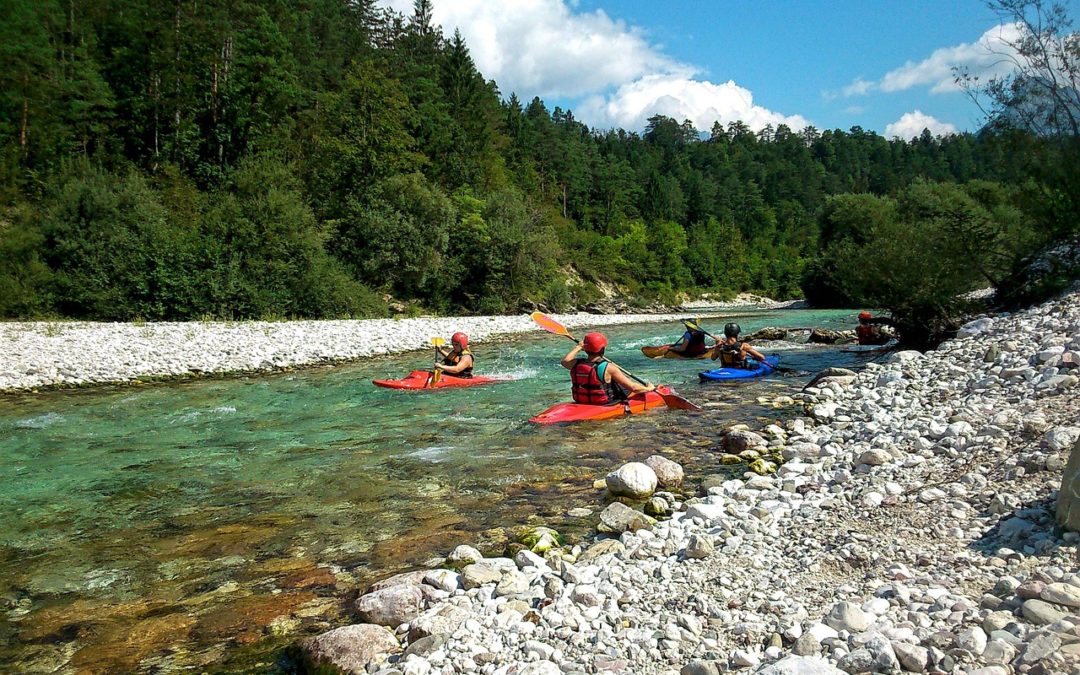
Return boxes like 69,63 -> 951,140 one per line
699,355 -> 780,382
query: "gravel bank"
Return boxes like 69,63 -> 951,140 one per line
0,310 -> 740,393
302,290 -> 1080,675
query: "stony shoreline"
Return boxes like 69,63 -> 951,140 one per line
299,290 -> 1080,675
0,307 -> 770,394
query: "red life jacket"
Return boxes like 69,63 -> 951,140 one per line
571,359 -> 622,405
856,324 -> 883,346
673,330 -> 708,356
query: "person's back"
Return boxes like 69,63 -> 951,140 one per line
561,332 -> 655,404
856,312 -> 890,346
569,358 -> 621,404
670,320 -> 709,357
713,323 -> 767,368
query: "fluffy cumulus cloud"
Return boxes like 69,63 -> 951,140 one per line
578,75 -> 810,133
845,23 -> 1023,97
379,0 -> 678,98
377,0 -> 804,132
884,110 -> 958,140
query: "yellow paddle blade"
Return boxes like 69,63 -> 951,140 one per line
530,311 -> 573,339
431,337 -> 446,347
430,368 -> 442,386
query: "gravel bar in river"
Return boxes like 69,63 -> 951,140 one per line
0,308 -> 763,393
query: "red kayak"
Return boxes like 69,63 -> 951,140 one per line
529,386 -> 672,424
372,370 -> 505,390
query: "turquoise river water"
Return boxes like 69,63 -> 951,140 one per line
0,309 -> 877,673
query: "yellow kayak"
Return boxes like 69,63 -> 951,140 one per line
641,345 -> 715,360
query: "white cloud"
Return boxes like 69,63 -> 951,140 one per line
578,75 -> 810,133
884,110 -> 958,140
379,0 -> 682,98
843,23 -> 1023,97
377,0 -> 803,132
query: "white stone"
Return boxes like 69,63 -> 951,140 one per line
606,462 -> 658,499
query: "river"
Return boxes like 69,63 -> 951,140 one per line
0,309 -> 877,673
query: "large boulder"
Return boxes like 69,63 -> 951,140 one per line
746,327 -> 789,342
808,328 -> 855,344
606,462 -> 657,499
597,502 -> 656,534
1059,437 -> 1080,531
354,584 -> 423,627
301,623 -> 400,674
644,455 -> 684,488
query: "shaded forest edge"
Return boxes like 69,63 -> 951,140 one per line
1,0 -> 1078,347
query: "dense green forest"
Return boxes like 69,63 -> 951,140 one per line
1,0 -> 1076,325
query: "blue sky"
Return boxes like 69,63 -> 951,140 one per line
381,0 -> 1078,138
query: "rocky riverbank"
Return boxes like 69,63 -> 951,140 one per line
0,309 -> 747,393
299,290 -> 1080,675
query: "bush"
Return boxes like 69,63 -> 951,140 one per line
801,180 -> 1041,348
40,162 -> 202,320
0,205 -> 51,316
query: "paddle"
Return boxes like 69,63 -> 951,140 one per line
427,337 -> 446,388
685,318 -> 792,373
530,312 -> 701,411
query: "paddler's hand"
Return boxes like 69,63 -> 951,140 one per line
645,383 -> 657,392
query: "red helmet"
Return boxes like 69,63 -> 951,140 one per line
582,332 -> 607,354
451,332 -> 469,349
858,311 -> 872,321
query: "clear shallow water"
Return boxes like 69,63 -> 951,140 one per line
0,309 -> 872,672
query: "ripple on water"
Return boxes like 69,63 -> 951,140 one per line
407,445 -> 454,463
14,412 -> 64,429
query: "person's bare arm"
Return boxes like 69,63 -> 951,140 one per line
436,354 -> 472,374
607,363 -> 655,394
561,342 -> 583,370
743,343 -> 767,362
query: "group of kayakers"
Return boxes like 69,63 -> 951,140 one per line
427,312 -> 893,407
431,319 -> 785,407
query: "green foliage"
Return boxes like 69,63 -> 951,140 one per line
0,1 -> 1069,321
801,180 -> 1043,347
0,206 -> 51,316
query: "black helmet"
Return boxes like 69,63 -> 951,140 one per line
724,322 -> 741,338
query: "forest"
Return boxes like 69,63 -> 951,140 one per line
1,0 -> 1077,330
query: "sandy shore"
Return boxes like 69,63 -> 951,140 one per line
0,309 -> 768,393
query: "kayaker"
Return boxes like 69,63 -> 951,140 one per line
668,319 -> 715,357
434,332 -> 474,378
856,311 -> 895,346
561,332 -> 655,404
712,323 -> 767,369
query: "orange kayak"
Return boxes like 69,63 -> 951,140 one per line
373,370 -> 505,390
529,386 -> 672,424
641,345 -> 714,359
